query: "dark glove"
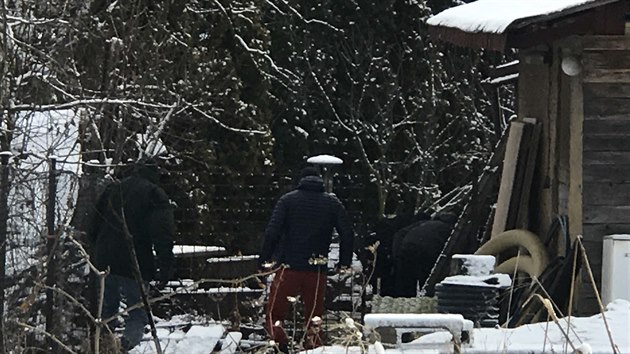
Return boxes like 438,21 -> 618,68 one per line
244,275 -> 266,290
258,260 -> 276,273
155,280 -> 168,291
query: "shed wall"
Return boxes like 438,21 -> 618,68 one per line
580,35 -> 630,315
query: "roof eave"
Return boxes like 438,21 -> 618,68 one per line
428,25 -> 508,52
428,0 -> 627,51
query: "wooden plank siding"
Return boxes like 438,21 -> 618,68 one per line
579,35 -> 630,315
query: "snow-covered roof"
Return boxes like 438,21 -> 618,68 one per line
427,0 -> 617,34
426,0 -> 624,51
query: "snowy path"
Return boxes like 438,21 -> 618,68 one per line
129,299 -> 629,354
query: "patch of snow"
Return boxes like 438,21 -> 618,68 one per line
328,243 -> 362,271
220,332 -> 243,354
129,324 -> 224,354
172,325 -> 224,354
414,299 -> 630,353
452,254 -> 495,276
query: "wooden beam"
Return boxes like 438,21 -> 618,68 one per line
582,51 -> 630,70
584,135 -> 630,151
583,151 -> 630,164
583,182 -> 630,206
583,116 -> 630,133
583,163 -> 630,183
568,63 -> 583,241
582,35 -> 630,50
518,50 -> 552,238
583,83 -> 630,98
584,98 -> 630,117
516,120 -> 543,229
582,223 -> 630,241
491,121 -> 524,237
583,69 -> 630,83
584,205 -> 630,223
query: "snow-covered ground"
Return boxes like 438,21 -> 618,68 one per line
129,299 -> 629,354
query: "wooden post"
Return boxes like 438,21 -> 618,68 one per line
44,156 -> 57,351
517,50 -> 553,238
0,152 -> 11,354
567,46 -> 584,242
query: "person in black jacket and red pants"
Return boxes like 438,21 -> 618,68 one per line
259,167 -> 354,352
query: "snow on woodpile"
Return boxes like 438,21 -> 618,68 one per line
206,255 -> 259,263
441,273 -> 512,288
172,245 -> 225,255
161,279 -> 263,294
426,0 -> 602,33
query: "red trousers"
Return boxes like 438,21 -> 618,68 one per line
265,268 -> 326,348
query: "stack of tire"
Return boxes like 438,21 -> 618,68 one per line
435,281 -> 502,327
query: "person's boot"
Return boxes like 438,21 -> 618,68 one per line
277,343 -> 290,354
119,337 -> 133,353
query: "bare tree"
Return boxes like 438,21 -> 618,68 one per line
263,0 -> 503,217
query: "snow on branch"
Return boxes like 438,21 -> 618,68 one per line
8,98 -> 176,112
189,105 -> 268,135
6,15 -> 70,26
272,0 -> 344,33
233,34 -> 300,82
212,0 -> 300,85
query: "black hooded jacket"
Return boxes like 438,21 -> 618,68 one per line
89,166 -> 175,281
259,175 -> 354,271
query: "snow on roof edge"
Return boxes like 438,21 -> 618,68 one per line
426,0 -> 617,35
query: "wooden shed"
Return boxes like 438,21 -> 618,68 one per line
427,0 -> 630,315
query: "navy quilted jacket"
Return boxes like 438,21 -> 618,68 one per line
260,175 -> 354,271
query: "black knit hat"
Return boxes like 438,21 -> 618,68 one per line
300,166 -> 320,178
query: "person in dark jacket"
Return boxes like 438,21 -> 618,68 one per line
259,167 -> 354,351
89,161 -> 175,350
394,212 -> 457,297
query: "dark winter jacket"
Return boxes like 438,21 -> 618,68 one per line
394,212 -> 457,296
89,167 -> 175,281
259,175 -> 354,272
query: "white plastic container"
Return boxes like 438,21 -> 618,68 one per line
601,234 -> 630,306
